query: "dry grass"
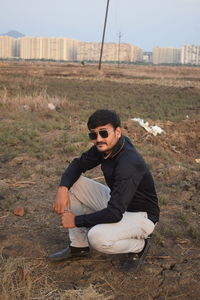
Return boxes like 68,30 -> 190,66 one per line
0,257 -> 113,300
0,257 -> 52,300
1,62 -> 200,122
0,88 -> 76,113
60,285 -> 114,300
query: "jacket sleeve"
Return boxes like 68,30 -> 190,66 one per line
75,157 -> 147,227
59,146 -> 103,189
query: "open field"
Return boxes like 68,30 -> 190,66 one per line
0,62 -> 200,300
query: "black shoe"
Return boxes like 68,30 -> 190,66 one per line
47,246 -> 90,262
120,239 -> 150,272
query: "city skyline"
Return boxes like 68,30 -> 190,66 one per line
1,35 -> 200,65
0,0 -> 199,51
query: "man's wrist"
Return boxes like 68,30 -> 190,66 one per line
59,185 -> 68,190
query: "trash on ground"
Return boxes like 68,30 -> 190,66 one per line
195,158 -> 200,163
131,118 -> 166,136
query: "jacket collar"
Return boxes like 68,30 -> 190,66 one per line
103,136 -> 125,159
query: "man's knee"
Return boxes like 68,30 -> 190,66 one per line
88,225 -> 113,252
70,176 -> 85,193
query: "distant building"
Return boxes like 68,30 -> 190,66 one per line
2,36 -> 142,62
18,37 -> 79,61
4,35 -> 200,66
0,36 -> 15,58
77,42 -> 142,62
181,45 -> 200,65
143,52 -> 152,63
130,45 -> 143,62
14,39 -> 20,57
152,47 -> 181,64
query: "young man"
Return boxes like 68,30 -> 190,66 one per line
48,109 -> 159,271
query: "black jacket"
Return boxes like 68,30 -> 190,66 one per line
60,136 -> 160,227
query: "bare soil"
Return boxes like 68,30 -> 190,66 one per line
0,62 -> 200,300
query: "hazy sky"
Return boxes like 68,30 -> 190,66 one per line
0,0 -> 199,51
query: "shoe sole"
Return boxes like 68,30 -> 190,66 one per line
135,239 -> 150,271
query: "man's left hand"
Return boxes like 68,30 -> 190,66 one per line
61,211 -> 76,228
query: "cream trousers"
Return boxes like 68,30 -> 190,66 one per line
68,176 -> 155,254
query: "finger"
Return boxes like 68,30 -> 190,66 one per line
58,203 -> 63,214
61,214 -> 67,227
54,205 -> 62,214
60,207 -> 65,214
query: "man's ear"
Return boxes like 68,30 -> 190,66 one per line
115,127 -> 122,138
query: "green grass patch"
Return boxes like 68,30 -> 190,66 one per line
44,78 -> 200,121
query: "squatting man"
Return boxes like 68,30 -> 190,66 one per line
49,109 -> 160,271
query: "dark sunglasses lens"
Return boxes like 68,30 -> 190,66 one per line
89,130 -> 109,140
89,132 -> 97,140
99,130 -> 109,138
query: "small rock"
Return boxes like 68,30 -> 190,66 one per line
14,207 -> 25,217
161,240 -> 165,247
48,103 -> 56,110
23,105 -> 30,111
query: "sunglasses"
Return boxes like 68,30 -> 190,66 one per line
88,129 -> 114,140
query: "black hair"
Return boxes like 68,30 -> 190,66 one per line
87,109 -> 121,130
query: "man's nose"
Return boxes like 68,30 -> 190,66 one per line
96,132 -> 103,141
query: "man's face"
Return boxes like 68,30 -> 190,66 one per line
89,124 -> 122,153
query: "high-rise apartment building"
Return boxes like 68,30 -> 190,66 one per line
0,36 -> 15,58
153,47 -> 181,64
129,44 -> 143,62
181,45 -> 200,65
3,35 -> 200,66
18,37 -> 79,61
77,42 -> 142,62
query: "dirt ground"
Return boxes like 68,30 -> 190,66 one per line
0,63 -> 200,300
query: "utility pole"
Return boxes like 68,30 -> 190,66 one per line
98,0 -> 110,70
118,32 -> 122,68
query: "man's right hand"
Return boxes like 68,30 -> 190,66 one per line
53,186 -> 69,214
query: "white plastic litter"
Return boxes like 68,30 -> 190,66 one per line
131,118 -> 165,136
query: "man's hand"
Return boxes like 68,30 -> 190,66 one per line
61,211 -> 76,228
53,186 -> 70,214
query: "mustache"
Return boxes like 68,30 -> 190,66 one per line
96,142 -> 107,145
